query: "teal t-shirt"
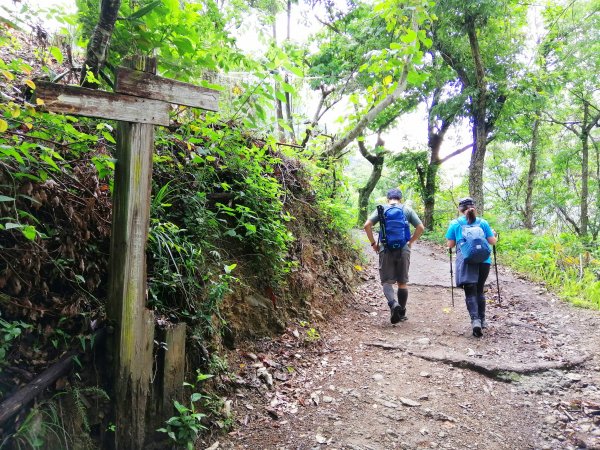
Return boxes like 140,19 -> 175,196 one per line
445,216 -> 494,264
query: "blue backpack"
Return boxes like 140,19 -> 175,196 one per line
377,204 -> 411,250
458,218 -> 491,263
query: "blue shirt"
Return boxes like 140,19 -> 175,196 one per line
445,216 -> 494,264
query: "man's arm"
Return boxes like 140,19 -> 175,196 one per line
363,219 -> 379,252
409,223 -> 424,247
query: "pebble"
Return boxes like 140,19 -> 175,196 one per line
415,337 -> 431,346
323,396 -> 334,403
420,371 -> 431,378
400,397 -> 421,407
386,429 -> 399,438
544,415 -> 557,425
373,374 -> 384,381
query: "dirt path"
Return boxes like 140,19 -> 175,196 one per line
204,237 -> 600,450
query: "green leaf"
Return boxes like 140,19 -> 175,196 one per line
280,81 -> 295,94
49,46 -> 63,64
126,0 -> 162,20
172,37 -> 195,55
406,70 -> 428,85
400,29 -> 417,44
0,195 -> 14,202
224,263 -> 237,274
275,90 -> 287,103
190,393 -> 203,402
196,373 -> 214,381
102,131 -> 116,144
21,225 -> 36,241
288,66 -> 303,77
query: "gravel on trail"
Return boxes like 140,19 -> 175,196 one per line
202,237 -> 600,450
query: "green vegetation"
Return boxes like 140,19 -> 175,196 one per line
157,371 -> 215,450
497,231 -> 600,309
0,0 -> 599,447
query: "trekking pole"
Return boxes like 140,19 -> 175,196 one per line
449,247 -> 454,307
493,234 -> 501,304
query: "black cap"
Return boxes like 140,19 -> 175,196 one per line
387,188 -> 402,200
458,197 -> 475,208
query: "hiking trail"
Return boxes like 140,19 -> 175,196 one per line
203,236 -> 600,450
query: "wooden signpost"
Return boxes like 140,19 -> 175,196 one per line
36,56 -> 219,449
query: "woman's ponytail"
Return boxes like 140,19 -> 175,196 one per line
466,207 -> 476,224
458,197 -> 477,223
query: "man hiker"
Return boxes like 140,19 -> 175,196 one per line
363,188 -> 425,324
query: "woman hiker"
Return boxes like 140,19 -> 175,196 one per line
445,197 -> 497,337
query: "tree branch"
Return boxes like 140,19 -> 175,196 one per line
556,204 -> 581,235
435,143 -> 473,165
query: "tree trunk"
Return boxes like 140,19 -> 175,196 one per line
524,117 -> 540,229
357,136 -> 385,226
80,0 -> 122,87
423,160 -> 440,230
284,74 -> 296,142
423,83 -> 456,230
286,0 -> 291,40
594,138 -> 600,241
581,105 -> 589,236
357,162 -> 384,226
272,22 -> 285,140
466,19 -> 488,213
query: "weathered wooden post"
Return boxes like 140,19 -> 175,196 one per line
36,56 -> 219,449
107,56 -> 159,449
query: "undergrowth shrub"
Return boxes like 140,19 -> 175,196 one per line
145,115 -> 299,331
499,230 -> 600,309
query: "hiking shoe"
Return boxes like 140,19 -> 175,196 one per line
391,304 -> 403,324
472,319 -> 483,337
481,319 -> 488,329
398,308 -> 407,322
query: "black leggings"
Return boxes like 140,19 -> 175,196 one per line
463,263 -> 491,298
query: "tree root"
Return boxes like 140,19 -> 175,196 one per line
408,350 -> 592,380
363,341 -> 405,350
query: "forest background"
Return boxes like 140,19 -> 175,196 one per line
0,0 -> 599,447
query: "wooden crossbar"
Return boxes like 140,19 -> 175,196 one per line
115,67 -> 220,111
35,82 -> 170,126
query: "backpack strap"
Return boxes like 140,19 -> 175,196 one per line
377,205 -> 387,247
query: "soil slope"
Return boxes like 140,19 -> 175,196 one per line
201,235 -> 600,450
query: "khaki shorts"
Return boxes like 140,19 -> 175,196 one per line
379,246 -> 411,284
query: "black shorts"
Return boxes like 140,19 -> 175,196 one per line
378,246 -> 411,284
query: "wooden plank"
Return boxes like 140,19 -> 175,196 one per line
161,323 -> 186,414
36,81 -> 170,126
115,67 -> 220,111
107,119 -> 156,450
